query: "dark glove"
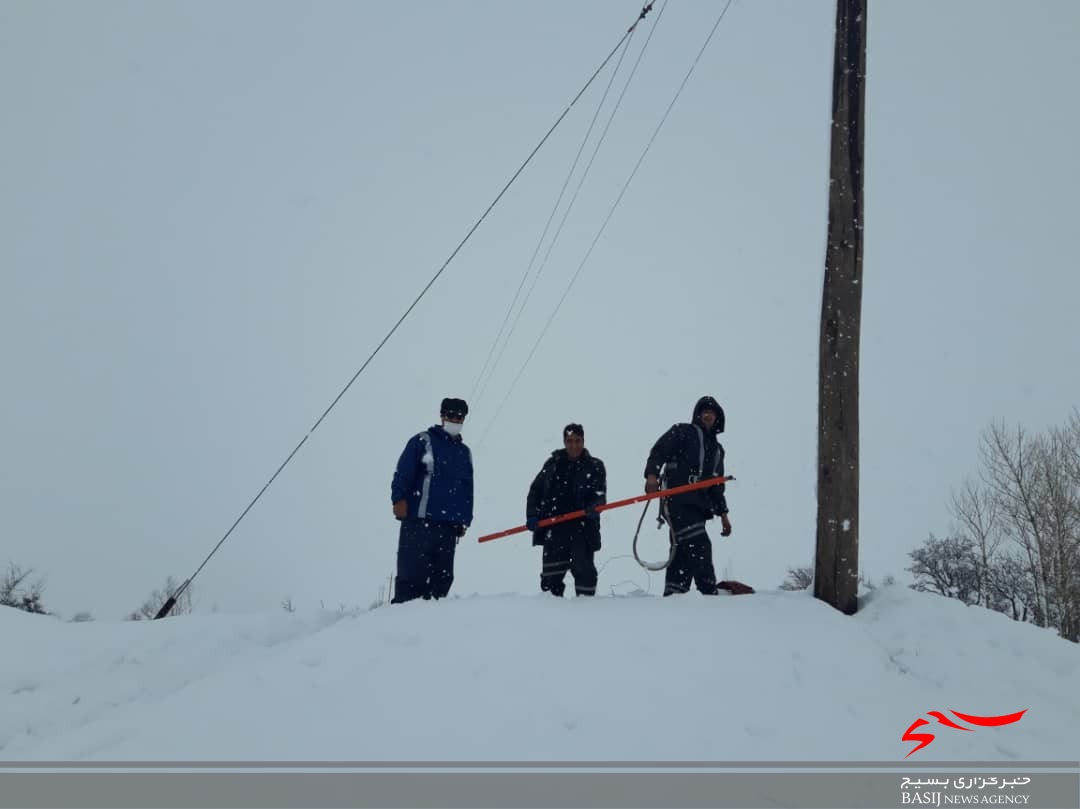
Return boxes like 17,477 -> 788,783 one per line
455,524 -> 466,544
720,514 -> 732,537
584,503 -> 600,522
526,516 -> 539,532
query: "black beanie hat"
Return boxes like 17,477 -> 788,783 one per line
563,423 -> 584,439
440,397 -> 469,418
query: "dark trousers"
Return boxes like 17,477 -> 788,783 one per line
540,527 -> 598,597
662,501 -> 718,596
391,519 -> 457,604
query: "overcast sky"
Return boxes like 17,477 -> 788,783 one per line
3,0 -> 1078,620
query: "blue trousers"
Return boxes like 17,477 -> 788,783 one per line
391,519 -> 457,604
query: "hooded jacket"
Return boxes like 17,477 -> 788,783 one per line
643,396 -> 728,517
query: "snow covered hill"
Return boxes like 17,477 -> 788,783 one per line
2,585 -> 1077,762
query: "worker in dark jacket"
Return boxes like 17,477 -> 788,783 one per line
643,396 -> 732,596
526,423 -> 607,597
390,397 -> 474,604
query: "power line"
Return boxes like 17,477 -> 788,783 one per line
153,3 -> 658,620
474,2 -> 668,409
478,0 -> 735,446
470,30 -> 637,405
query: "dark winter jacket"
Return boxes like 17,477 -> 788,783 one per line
643,397 -> 728,518
526,448 -> 607,550
391,425 -> 474,527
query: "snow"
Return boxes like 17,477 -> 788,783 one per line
2,585 -> 1077,762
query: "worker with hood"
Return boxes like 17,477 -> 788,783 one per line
643,396 -> 732,596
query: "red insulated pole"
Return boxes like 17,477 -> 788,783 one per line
477,475 -> 735,543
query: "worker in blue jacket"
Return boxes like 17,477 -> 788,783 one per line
390,397 -> 474,603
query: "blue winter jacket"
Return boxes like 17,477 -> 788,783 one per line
391,425 -> 474,527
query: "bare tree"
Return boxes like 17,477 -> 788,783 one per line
984,551 -> 1037,623
980,423 -> 1051,626
1039,424 -> 1080,640
128,576 -> 194,620
1062,409 -> 1080,484
906,534 -> 980,604
906,415 -> 1079,642
950,478 -> 1001,608
780,566 -> 814,591
1064,410 -> 1080,634
980,421 -> 1080,640
0,562 -> 48,615
907,532 -> 1039,623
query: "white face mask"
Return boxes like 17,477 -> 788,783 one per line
442,421 -> 463,437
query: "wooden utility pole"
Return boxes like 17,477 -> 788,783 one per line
815,0 -> 866,615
